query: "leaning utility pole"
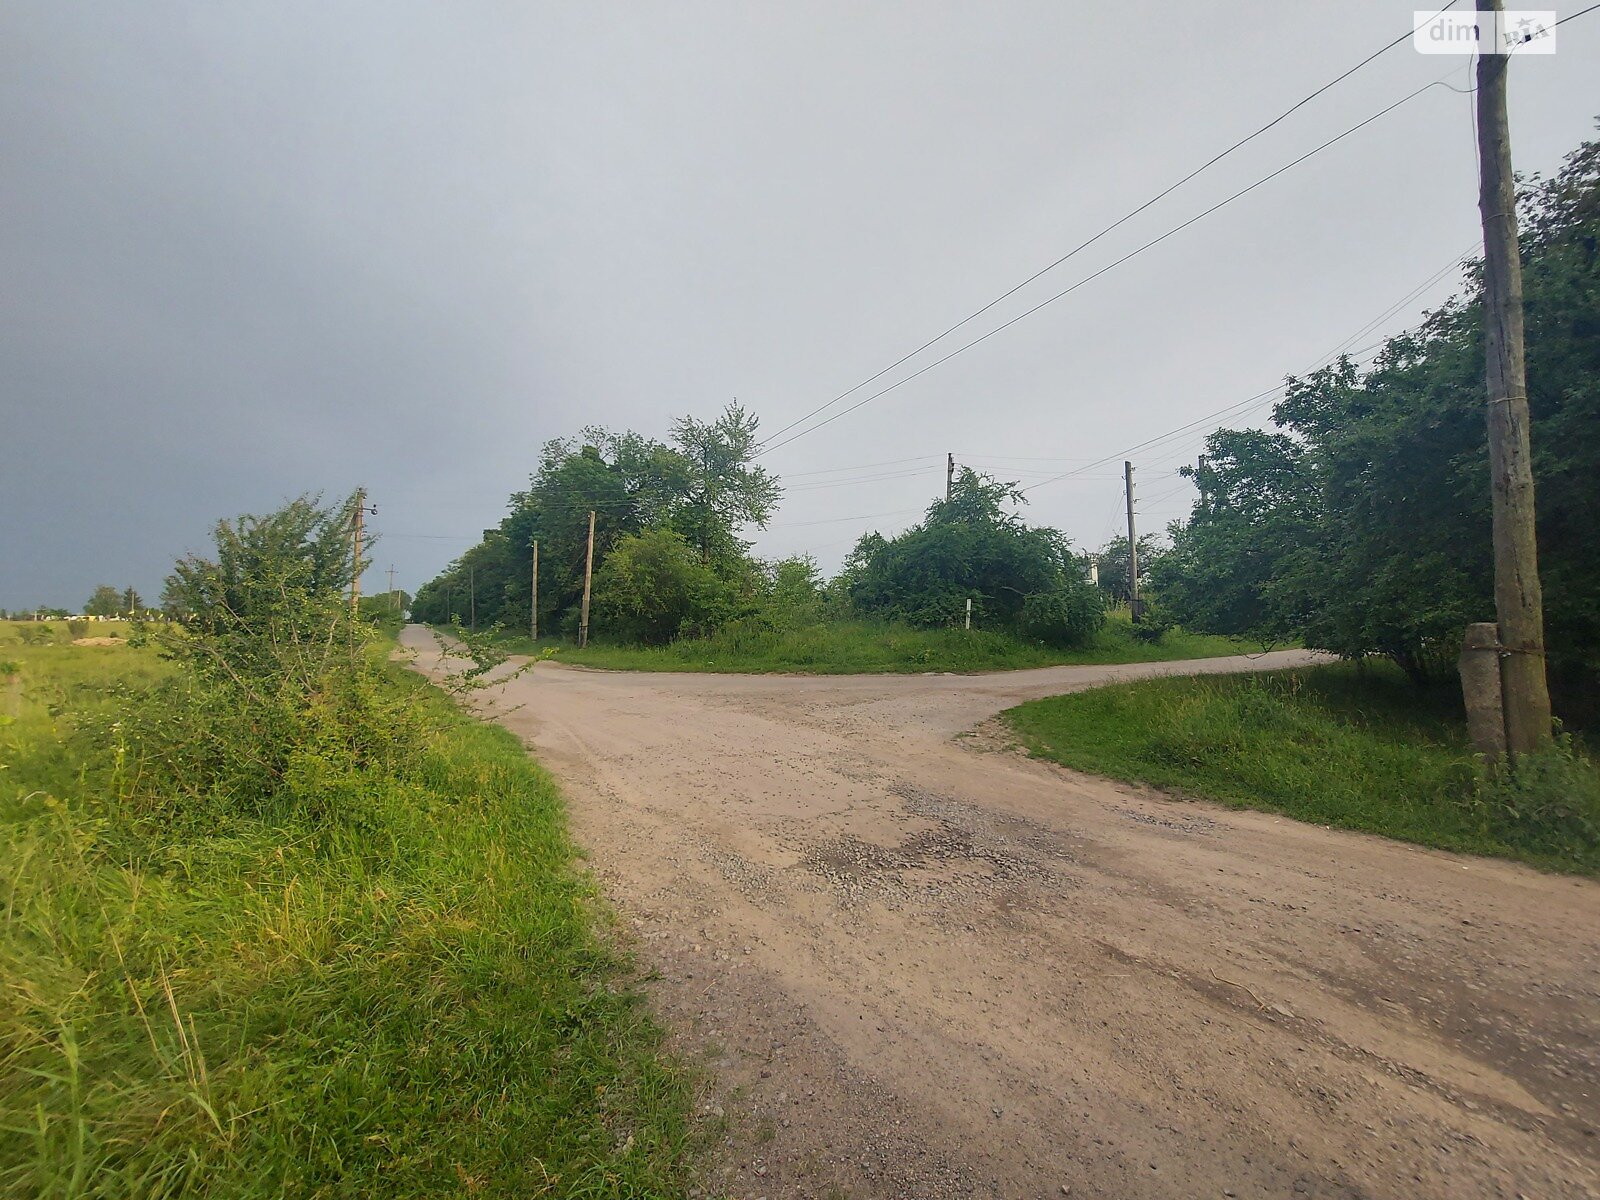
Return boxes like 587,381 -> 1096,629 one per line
578,511 -> 596,648
530,539 -> 539,641
1124,461 -> 1140,621
351,487 -> 366,615
1476,3 -> 1552,755
946,452 -> 955,500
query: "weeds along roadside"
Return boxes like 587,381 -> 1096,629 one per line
0,504 -> 700,1197
1002,662 -> 1600,875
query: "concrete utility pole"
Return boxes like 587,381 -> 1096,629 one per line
1124,461 -> 1140,621
1474,2 -> 1553,756
947,453 -> 955,500
351,487 -> 366,615
530,539 -> 539,640
578,510 -> 596,648
387,565 -> 396,612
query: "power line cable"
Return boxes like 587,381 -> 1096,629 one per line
1018,339 -> 1397,495
757,74 -> 1466,459
757,2 -> 1463,451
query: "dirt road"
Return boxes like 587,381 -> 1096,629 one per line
399,627 -> 1599,1199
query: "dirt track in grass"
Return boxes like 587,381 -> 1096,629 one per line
400,626 -> 1600,1200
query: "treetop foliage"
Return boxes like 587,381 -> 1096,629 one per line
1153,122 -> 1600,714
842,468 -> 1104,645
411,403 -> 781,638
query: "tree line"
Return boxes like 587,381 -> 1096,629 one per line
413,406 -> 1110,650
1150,125 -> 1599,719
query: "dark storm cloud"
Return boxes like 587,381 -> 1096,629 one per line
2,2 -> 1596,608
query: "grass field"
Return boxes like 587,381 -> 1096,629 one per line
1,632 -> 700,1197
0,618 -> 131,645
477,612 -> 1256,674
1002,662 -> 1600,874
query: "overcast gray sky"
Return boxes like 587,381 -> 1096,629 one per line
2,2 -> 1596,610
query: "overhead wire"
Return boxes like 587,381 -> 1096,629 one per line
756,1 -> 1463,452
756,72 -> 1472,460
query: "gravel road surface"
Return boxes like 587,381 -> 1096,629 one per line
399,626 -> 1599,1199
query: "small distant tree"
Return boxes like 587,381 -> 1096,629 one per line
84,585 -> 123,617
123,586 -> 144,615
846,469 -> 1089,632
761,556 -> 824,631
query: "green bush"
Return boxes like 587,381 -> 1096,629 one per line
1128,599 -> 1174,644
758,556 -> 825,631
1020,582 -> 1106,649
591,528 -> 732,644
846,470 -> 1075,629
135,494 -> 423,823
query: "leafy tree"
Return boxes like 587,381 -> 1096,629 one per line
413,404 -> 781,639
591,529 -> 730,644
161,493 -> 364,681
1156,123 -> 1600,708
1148,427 -> 1319,643
846,469 -> 1084,630
760,556 -> 825,631
84,585 -> 123,616
669,403 -> 781,567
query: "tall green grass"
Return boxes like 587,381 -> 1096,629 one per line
483,612 -> 1254,674
1002,662 -> 1600,874
0,619 -> 131,646
1,639 -> 698,1197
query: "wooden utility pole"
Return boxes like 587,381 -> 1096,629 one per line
1196,454 -> 1209,512
387,565 -> 396,612
530,539 -> 539,640
946,453 -> 955,500
1476,4 -> 1552,755
351,487 -> 366,615
1124,461 -> 1140,621
578,511 -> 596,647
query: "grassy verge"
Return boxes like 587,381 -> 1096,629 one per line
1001,662 -> 1600,874
1,636 -> 699,1197
0,618 -> 132,645
475,613 -> 1256,674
